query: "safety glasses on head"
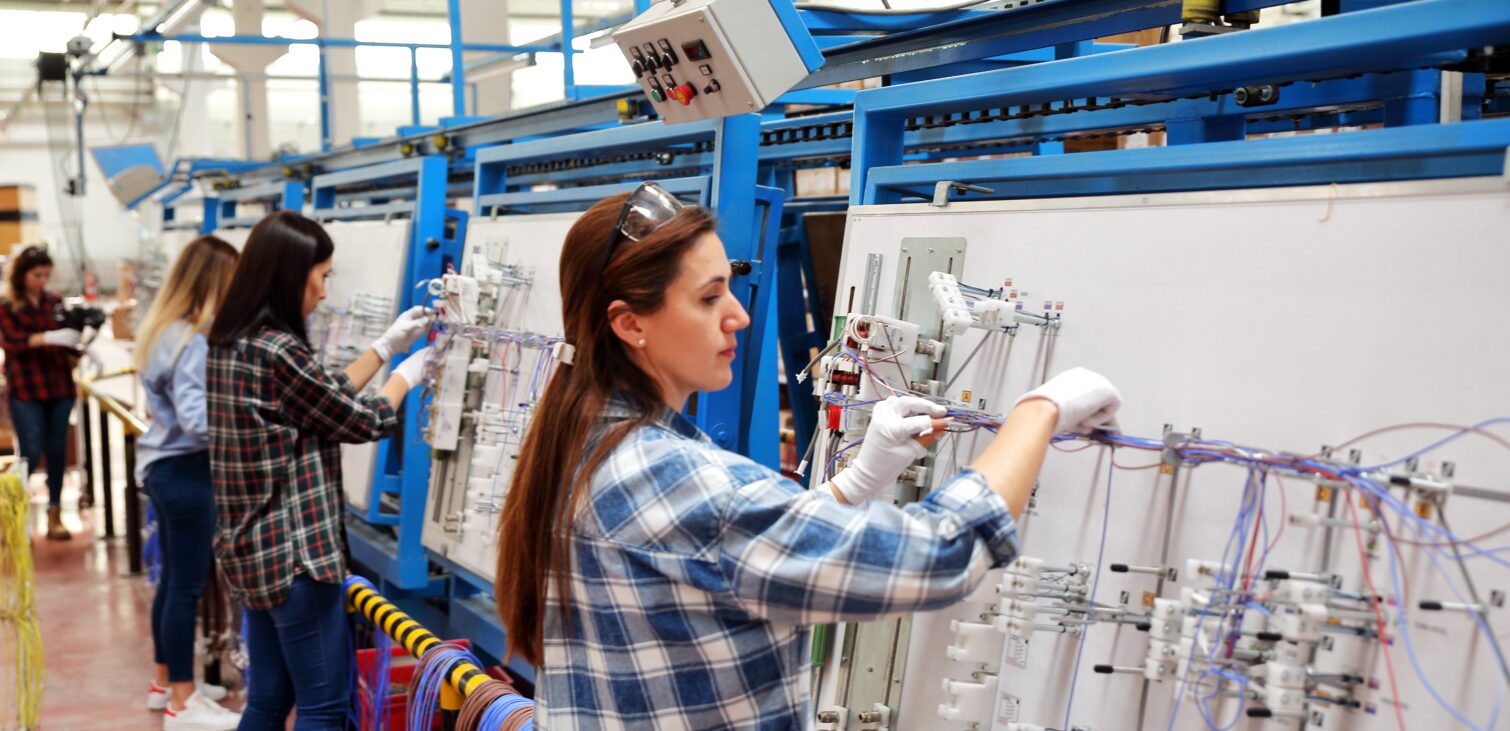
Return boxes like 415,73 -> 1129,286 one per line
600,182 -> 688,274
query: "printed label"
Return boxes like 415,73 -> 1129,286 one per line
1006,635 -> 1030,669
997,691 -> 1021,724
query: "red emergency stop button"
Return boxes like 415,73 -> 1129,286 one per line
669,83 -> 697,105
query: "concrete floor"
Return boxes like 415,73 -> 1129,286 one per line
25,474 -> 245,730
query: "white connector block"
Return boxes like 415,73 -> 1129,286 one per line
1263,683 -> 1308,714
428,346 -> 472,451
945,620 -> 1002,668
442,274 -> 481,323
1277,604 -> 1327,643
937,675 -> 997,722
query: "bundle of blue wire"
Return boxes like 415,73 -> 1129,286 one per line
341,575 -> 394,731
1138,418 -> 1510,730
825,350 -> 1510,728
477,692 -> 535,731
367,628 -> 393,731
410,643 -> 481,731
142,502 -> 162,586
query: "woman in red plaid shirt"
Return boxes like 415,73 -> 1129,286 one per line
205,212 -> 432,730
0,246 -> 84,540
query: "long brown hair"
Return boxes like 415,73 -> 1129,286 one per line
495,192 -> 716,665
5,246 -> 52,312
133,236 -> 239,374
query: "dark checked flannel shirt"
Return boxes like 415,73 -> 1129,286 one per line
0,292 -> 75,402
207,326 -> 397,609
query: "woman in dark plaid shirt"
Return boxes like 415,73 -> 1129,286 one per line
205,211 -> 432,730
0,246 -> 84,541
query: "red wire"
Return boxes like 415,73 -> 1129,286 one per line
1240,478 -> 1264,592
1263,470 -> 1287,558
1344,486 -> 1408,731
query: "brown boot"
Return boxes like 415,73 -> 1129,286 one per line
46,507 -> 72,541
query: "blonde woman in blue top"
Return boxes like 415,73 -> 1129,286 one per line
135,236 -> 242,731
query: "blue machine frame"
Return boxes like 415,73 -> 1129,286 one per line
472,117 -> 784,466
306,157 -> 469,592
202,180 -> 305,231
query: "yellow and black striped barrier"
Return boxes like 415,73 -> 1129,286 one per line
344,577 -> 490,710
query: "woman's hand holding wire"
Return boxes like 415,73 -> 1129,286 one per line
831,396 -> 948,505
391,346 -> 433,392
372,306 -> 433,362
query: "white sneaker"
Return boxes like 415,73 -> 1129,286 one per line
163,691 -> 240,731
149,681 -> 230,710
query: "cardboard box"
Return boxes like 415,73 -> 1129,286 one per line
0,184 -> 40,250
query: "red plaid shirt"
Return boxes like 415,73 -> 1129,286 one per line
207,326 -> 397,609
0,292 -> 76,402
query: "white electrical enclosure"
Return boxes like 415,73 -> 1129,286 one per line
613,0 -> 819,123
304,220 -> 411,512
815,178 -> 1510,731
421,213 -> 576,582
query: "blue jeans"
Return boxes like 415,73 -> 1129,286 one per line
9,398 -> 74,508
239,575 -> 351,730
144,451 -> 215,683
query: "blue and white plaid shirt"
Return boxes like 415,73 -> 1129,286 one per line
538,399 -> 1020,730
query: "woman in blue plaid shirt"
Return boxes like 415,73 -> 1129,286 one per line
495,184 -> 1122,730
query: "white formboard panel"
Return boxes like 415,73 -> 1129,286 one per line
157,229 -> 197,259
158,225 -> 249,260
216,227 -> 249,251
831,179 -> 1510,731
313,220 -> 412,511
421,213 -> 577,582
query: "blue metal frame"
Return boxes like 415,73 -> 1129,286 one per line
849,0 -> 1510,205
798,0 -> 1292,89
204,180 -> 305,230
770,0 -> 826,73
768,195 -> 847,456
312,156 -> 467,590
471,116 -> 781,466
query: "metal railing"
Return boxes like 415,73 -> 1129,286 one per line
77,368 -> 148,575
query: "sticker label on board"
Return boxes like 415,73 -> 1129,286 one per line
1006,635 -> 1030,669
997,690 -> 1021,724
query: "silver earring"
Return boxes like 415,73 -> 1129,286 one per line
637,338 -> 647,347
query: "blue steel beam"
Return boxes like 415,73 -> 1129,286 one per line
449,0 -> 467,117
851,0 -> 1510,204
498,69 -> 1470,192
862,118 -> 1510,203
800,0 -> 1292,89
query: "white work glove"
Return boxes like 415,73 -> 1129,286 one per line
80,347 -> 104,374
1013,367 -> 1122,434
41,328 -> 81,349
831,395 -> 947,505
391,347 -> 432,392
372,306 -> 432,362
